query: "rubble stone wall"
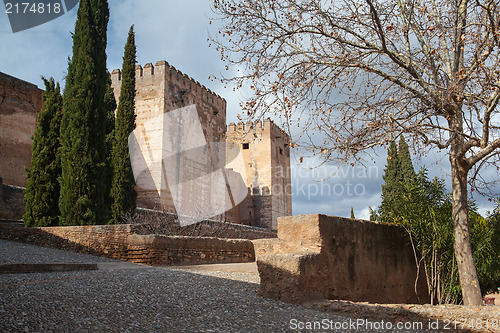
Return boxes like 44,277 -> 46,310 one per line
37,224 -> 255,265
257,214 -> 428,304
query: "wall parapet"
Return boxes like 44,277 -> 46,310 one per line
257,214 -> 428,304
132,208 -> 277,239
226,118 -> 289,142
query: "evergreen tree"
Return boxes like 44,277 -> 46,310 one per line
350,207 -> 355,219
376,145 -> 500,303
103,74 -> 117,219
398,135 -> 416,186
480,200 -> 500,294
23,78 -> 63,227
59,0 -> 110,225
368,206 -> 379,221
379,140 -> 400,221
110,25 -> 137,223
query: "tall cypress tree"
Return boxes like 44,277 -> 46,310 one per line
103,74 -> 117,218
110,25 -> 137,223
379,136 -> 417,222
59,0 -> 110,225
23,78 -> 63,227
398,135 -> 416,187
379,140 -> 400,221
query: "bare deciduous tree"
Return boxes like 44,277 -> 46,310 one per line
211,0 -> 500,306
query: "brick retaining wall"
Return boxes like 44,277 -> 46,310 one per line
36,224 -> 254,265
126,234 -> 254,265
39,224 -> 137,258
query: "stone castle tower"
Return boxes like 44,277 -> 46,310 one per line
110,61 -> 227,216
110,60 -> 291,228
226,120 -> 292,229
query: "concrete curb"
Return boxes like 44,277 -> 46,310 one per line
0,263 -> 99,274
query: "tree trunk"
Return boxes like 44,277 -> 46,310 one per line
450,152 -> 483,306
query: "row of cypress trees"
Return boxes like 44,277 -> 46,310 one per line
23,0 -> 137,227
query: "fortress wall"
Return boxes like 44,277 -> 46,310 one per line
111,62 -> 291,227
258,214 -> 428,304
112,61 -> 226,143
226,120 -> 272,189
112,64 -> 169,210
0,72 -> 43,187
126,234 -> 254,265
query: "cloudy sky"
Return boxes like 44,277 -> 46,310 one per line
1,0 -> 497,219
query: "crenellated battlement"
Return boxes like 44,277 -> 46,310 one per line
226,118 -> 288,139
226,119 -> 268,134
111,60 -> 226,109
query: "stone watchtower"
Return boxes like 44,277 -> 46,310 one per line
226,120 -> 292,229
110,61 -> 227,213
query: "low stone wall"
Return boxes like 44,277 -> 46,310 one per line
36,224 -> 254,265
257,214 -> 428,305
0,180 -> 25,220
126,234 -> 254,265
39,224 -> 137,258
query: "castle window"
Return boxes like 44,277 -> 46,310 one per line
279,148 -> 283,155
242,143 -> 249,150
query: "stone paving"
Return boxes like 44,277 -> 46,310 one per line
0,239 -> 450,332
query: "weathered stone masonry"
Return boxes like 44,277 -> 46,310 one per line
37,224 -> 255,265
0,72 -> 43,187
255,214 -> 428,304
0,178 -> 25,220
